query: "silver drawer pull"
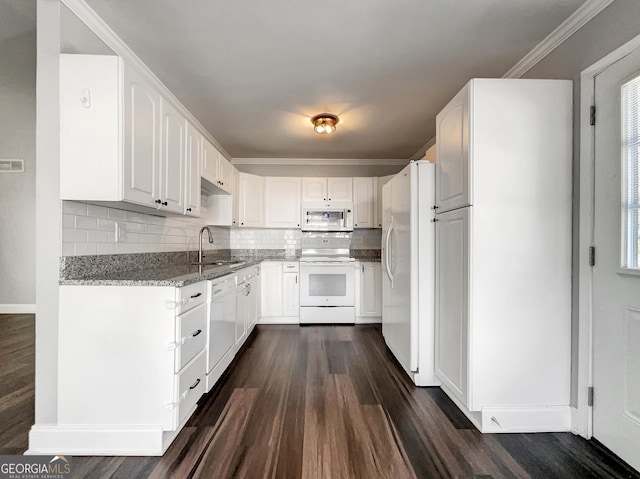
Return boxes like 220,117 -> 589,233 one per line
189,378 -> 201,390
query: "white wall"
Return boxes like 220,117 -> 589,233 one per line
0,31 -> 36,308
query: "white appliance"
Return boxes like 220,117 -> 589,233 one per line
299,235 -> 356,323
206,274 -> 237,391
301,205 -> 354,232
381,160 -> 439,386
434,78 -> 572,432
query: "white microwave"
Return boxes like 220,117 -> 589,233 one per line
301,205 -> 354,232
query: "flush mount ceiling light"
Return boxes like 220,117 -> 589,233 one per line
311,113 -> 339,135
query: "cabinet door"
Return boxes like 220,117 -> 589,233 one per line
235,285 -> 247,345
123,65 -> 161,207
265,177 -> 302,228
201,138 -> 220,186
301,178 -> 327,202
360,263 -> 382,316
160,100 -> 186,214
435,207 -> 469,407
375,175 -> 393,228
282,272 -> 300,317
238,172 -> 265,227
353,177 -> 375,228
184,123 -> 201,216
327,177 -> 353,202
261,262 -> 283,317
247,276 -> 260,330
231,167 -> 239,226
436,82 -> 470,213
218,157 -> 233,194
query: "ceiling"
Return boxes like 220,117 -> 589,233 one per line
11,0 -> 588,161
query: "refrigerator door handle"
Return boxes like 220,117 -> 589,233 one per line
385,222 -> 394,287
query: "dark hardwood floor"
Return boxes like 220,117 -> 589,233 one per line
1,316 -> 638,478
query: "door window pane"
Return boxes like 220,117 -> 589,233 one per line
622,74 -> 640,269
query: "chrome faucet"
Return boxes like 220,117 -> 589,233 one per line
198,226 -> 214,264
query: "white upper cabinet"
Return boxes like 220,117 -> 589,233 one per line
123,63 -> 162,208
231,166 -> 239,226
301,177 -> 353,204
159,99 -> 186,214
238,172 -> 265,227
201,139 -> 220,187
60,54 -> 207,216
265,177 -> 302,228
301,178 -> 327,203
435,83 -> 470,213
327,177 -> 353,202
375,175 -> 393,229
184,122 -> 201,216
202,138 -> 232,194
353,177 -> 375,228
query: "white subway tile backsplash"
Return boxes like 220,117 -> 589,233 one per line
63,227 -> 87,243
75,216 -> 98,230
87,204 -> 108,218
107,208 -> 126,221
62,243 -> 75,256
87,230 -> 108,243
63,214 -> 75,228
63,201 -> 87,215
97,218 -> 115,231
75,243 -> 97,255
96,242 -> 117,255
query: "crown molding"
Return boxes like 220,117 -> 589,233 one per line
409,0 -> 614,160
410,137 -> 436,161
503,0 -> 614,79
231,158 -> 409,166
60,0 -> 233,161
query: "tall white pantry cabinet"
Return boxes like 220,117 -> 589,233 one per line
434,79 -> 573,432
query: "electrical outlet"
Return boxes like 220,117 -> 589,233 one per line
115,222 -> 126,242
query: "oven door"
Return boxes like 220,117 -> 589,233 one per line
300,263 -> 355,307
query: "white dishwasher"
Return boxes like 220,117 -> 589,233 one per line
206,273 -> 237,391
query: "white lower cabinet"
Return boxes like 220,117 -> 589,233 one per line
355,261 -> 382,322
260,261 -> 299,323
53,283 -> 208,456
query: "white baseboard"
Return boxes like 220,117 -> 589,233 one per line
26,420 -> 188,456
0,304 -> 36,314
355,317 -> 381,324
258,316 -> 300,325
439,384 -> 571,433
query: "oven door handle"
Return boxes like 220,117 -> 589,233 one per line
384,221 -> 394,287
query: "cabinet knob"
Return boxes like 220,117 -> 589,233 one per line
155,199 -> 161,204
323,198 -> 326,201
432,205 -> 439,210
162,201 -> 168,206
432,218 -> 438,223
220,182 -> 224,185
241,222 -> 244,225
186,208 -> 192,212
355,224 -> 358,227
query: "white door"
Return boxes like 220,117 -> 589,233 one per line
238,172 -> 265,227
435,206 -> 469,408
375,175 -> 393,228
160,100 -> 186,214
301,178 -> 327,203
592,48 -> 640,472
353,177 -> 375,228
436,82 -> 470,213
265,177 -> 302,228
327,177 -> 353,202
184,122 -> 201,216
123,66 -> 160,207
235,285 -> 247,345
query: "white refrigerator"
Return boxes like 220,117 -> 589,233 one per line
381,160 -> 439,386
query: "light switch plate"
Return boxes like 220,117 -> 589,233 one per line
0,159 -> 24,172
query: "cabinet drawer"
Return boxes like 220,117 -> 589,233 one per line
283,261 -> 299,273
176,281 -> 207,315
175,302 -> 207,372
176,350 -> 206,427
